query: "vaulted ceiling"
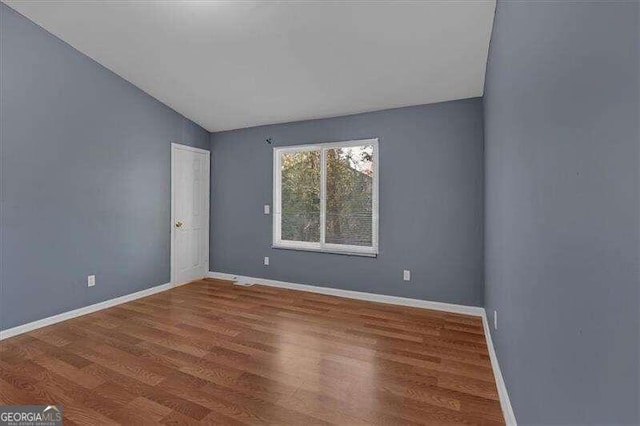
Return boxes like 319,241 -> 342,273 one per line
4,0 -> 496,132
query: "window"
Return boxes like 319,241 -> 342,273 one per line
273,138 -> 378,256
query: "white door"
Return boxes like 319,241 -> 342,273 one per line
171,143 -> 209,286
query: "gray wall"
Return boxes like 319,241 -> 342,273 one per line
210,99 -> 484,306
484,1 -> 639,424
0,4 -> 209,330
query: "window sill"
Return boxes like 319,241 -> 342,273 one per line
271,244 -> 378,258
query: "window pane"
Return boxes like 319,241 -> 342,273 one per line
325,145 -> 374,246
281,150 -> 321,242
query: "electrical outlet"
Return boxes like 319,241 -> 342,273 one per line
264,256 -> 269,266
88,275 -> 96,287
403,270 -> 411,281
264,204 -> 270,215
494,310 -> 498,330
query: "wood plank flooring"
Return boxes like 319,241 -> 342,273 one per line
0,278 -> 504,425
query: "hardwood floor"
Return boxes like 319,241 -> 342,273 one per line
0,278 -> 504,425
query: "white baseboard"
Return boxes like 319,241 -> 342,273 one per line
207,271 -> 516,425
0,282 -> 172,340
207,271 -> 484,317
481,311 -> 517,425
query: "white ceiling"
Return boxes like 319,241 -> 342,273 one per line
5,0 -> 496,132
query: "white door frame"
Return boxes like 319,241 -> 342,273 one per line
170,142 -> 210,287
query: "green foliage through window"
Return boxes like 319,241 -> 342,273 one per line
325,146 -> 373,246
277,143 -> 375,250
281,150 -> 321,242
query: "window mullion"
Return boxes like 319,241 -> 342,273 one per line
320,148 -> 327,248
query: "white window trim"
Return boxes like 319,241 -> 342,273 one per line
272,138 -> 379,257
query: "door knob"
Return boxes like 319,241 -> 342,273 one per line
175,221 -> 183,228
